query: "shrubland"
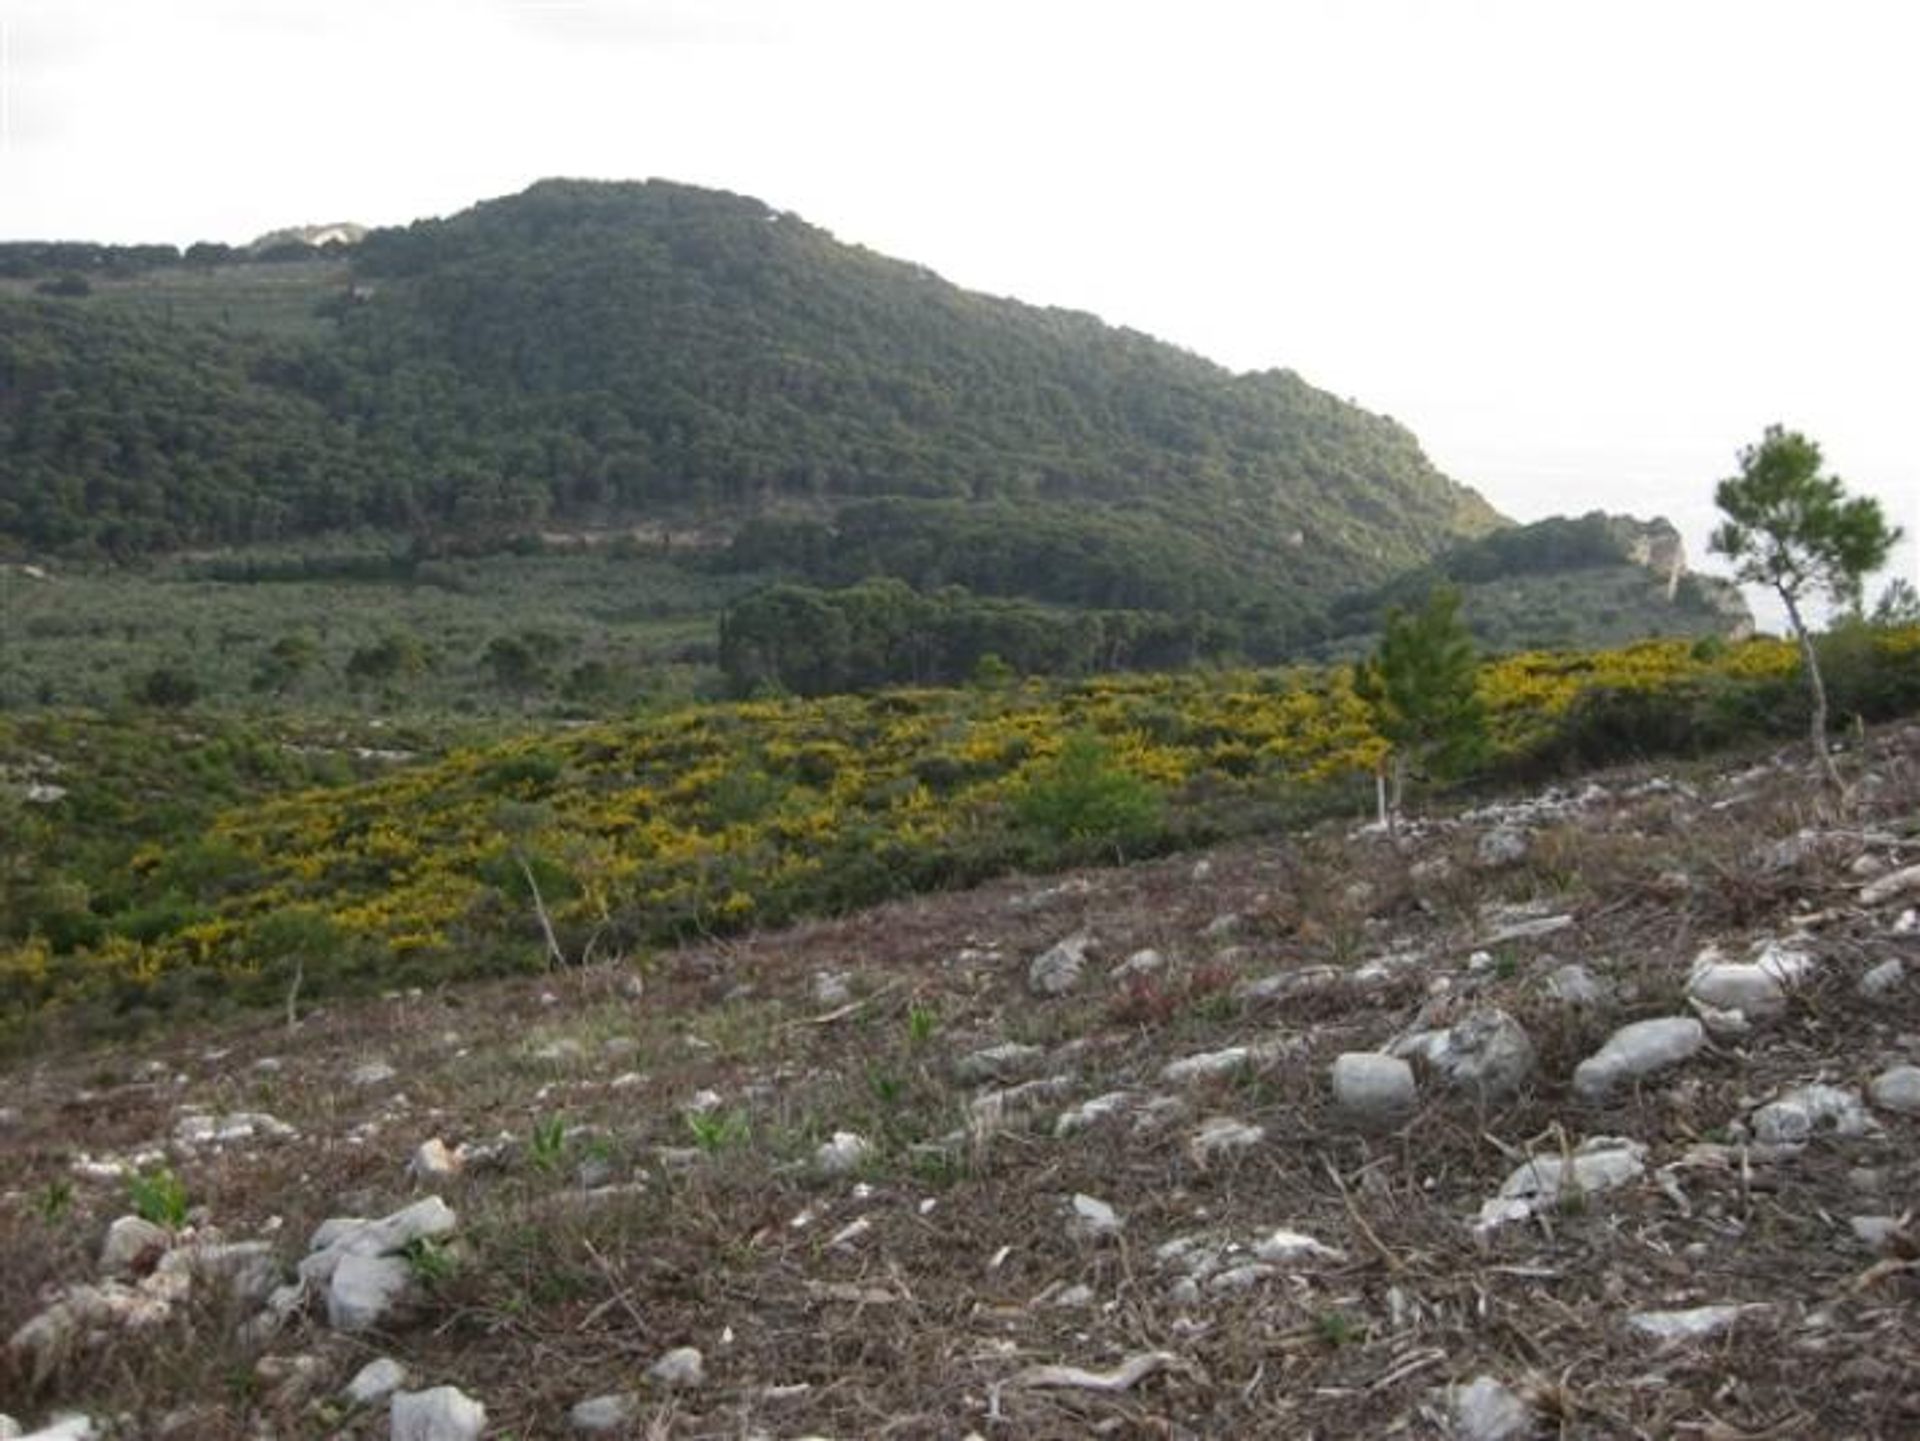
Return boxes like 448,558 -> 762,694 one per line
5,625 -> 1914,1044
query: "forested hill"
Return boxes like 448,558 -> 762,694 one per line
0,179 -> 1500,626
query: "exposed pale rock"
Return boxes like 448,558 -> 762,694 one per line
350,1060 -> 398,1087
968,1075 -> 1075,1133
1475,1137 -> 1647,1232
1572,1017 -> 1703,1100
647,1346 -> 706,1388
1330,1052 -> 1417,1120
13,1417 -> 94,1440
1546,963 -> 1608,1007
390,1385 -> 487,1441
1111,948 -> 1164,979
1236,966 -> 1342,1003
1050,1282 -> 1096,1308
327,1251 -> 413,1332
1394,1009 -> 1535,1097
1450,1374 -> 1533,1441
814,1131 -> 872,1176
1161,1046 -> 1251,1085
344,1356 -> 408,1405
173,1110 -> 294,1147
954,1042 -> 1046,1085
99,1215 -> 170,1277
1252,1229 -> 1344,1265
1066,1193 -> 1123,1241
569,1392 -> 640,1432
1869,1065 -> 1920,1115
1861,862 -> 1920,907
1859,959 -> 1906,998
1494,913 -> 1576,946
1476,827 -> 1530,869
1188,1116 -> 1265,1164
1028,933 -> 1091,996
1850,1215 -> 1904,1251
303,1196 -> 457,1283
1054,1091 -> 1135,1137
163,1239 -> 280,1306
1627,1303 -> 1767,1342
408,1138 -> 461,1182
810,971 -> 853,1007
1751,1083 -> 1876,1144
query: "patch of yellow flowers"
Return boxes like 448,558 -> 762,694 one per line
5,628 -> 1908,1016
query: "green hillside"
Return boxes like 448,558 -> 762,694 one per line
1322,512 -> 1752,656
0,179 -> 1499,640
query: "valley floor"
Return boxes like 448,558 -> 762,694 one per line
4,727 -> 1920,1437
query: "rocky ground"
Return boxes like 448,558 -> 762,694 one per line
4,726 -> 1920,1438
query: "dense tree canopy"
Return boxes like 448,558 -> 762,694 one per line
0,179 -> 1499,607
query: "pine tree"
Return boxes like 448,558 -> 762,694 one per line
1353,585 -> 1488,830
1710,426 -> 1902,791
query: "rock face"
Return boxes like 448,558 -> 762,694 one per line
1331,1052 -> 1417,1121
1572,1017 -> 1704,1099
390,1386 -> 486,1441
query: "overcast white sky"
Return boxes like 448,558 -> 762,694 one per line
3,0 -> 1914,623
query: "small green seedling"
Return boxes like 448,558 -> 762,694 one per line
906,1005 -> 939,1046
683,1108 -> 750,1152
128,1167 -> 189,1228
529,1113 -> 568,1173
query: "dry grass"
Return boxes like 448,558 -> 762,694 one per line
4,726 -> 1920,1434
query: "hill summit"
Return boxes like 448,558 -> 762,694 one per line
2,177 -> 1498,638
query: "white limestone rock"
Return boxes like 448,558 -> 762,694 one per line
1627,1303 -> 1768,1343
1188,1116 -> 1265,1164
1859,959 -> 1906,998
1028,933 -> 1091,996
1572,1017 -> 1703,1100
407,1138 -> 461,1182
1869,1065 -> 1920,1116
647,1346 -> 706,1388
1394,1008 -> 1535,1097
1054,1091 -> 1136,1137
1161,1046 -> 1252,1085
327,1251 -> 413,1332
1476,827 -> 1530,869
1331,1052 -> 1417,1120
173,1110 -> 294,1148
390,1385 -> 487,1441
814,1131 -> 872,1176
1546,963 -> 1609,1008
1474,1137 -> 1647,1232
344,1356 -> 409,1406
1449,1374 -> 1533,1441
1751,1083 -> 1877,1144
1252,1229 -> 1344,1265
99,1216 -> 170,1277
1066,1193 -> 1124,1241
954,1042 -> 1046,1085
568,1392 -> 640,1432
1861,862 -> 1920,907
